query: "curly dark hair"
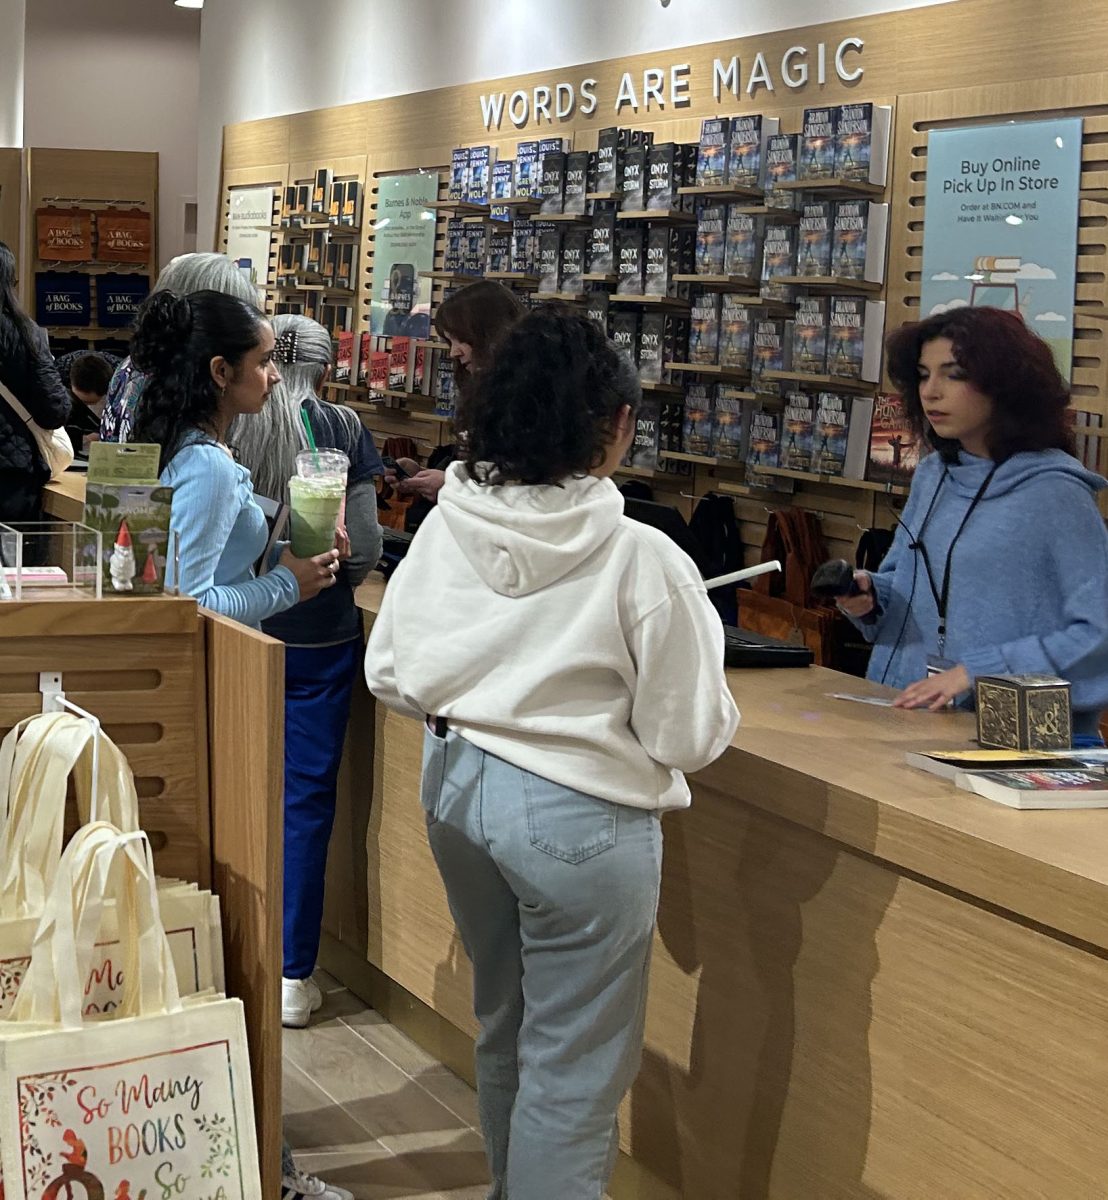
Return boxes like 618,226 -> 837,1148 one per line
433,280 -> 526,387
131,289 -> 268,471
459,307 -> 641,485
885,306 -> 1074,463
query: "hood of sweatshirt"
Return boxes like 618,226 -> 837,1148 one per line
436,462 -> 625,597
944,448 -> 1107,499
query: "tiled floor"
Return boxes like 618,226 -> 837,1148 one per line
284,970 -> 490,1200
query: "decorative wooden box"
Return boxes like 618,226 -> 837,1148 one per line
975,674 -> 1072,751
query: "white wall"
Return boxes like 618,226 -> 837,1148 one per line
24,0 -> 201,267
0,0 -> 26,147
198,0 -> 964,243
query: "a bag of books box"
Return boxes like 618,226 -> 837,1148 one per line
35,208 -> 93,262
0,824 -> 259,1200
35,272 -> 92,327
96,274 -> 150,329
95,208 -> 153,264
0,714 -> 222,1019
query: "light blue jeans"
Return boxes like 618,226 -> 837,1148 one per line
421,727 -> 663,1200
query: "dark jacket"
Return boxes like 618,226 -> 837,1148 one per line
0,313 -> 72,518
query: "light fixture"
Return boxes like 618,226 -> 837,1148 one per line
175,0 -> 203,8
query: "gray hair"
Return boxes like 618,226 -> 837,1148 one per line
231,313 -> 361,503
153,252 -> 260,308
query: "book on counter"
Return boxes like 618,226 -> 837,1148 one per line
827,296 -> 885,381
723,206 -> 761,279
620,143 -> 648,211
467,145 -> 495,206
697,118 -> 730,188
713,384 -> 752,459
799,107 -> 838,181
564,150 -> 590,215
791,296 -> 829,374
905,747 -> 1108,782
760,224 -> 797,301
835,102 -> 892,186
627,397 -> 662,470
719,297 -> 754,368
798,200 -> 833,278
647,142 -> 679,211
449,148 -> 469,201
752,316 -> 789,376
764,134 -> 799,210
954,768 -> 1108,810
596,126 -> 627,195
560,227 -> 588,293
695,205 -> 726,275
810,392 -> 850,475
539,151 -> 567,215
746,407 -> 781,470
780,391 -> 816,472
729,114 -> 778,190
867,392 -> 921,485
589,210 -> 617,275
536,227 -> 562,293
515,141 -> 540,198
683,381 -> 716,455
689,291 -> 722,365
612,310 -> 640,364
616,226 -> 646,294
832,200 -> 889,283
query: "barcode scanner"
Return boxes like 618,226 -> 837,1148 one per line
811,558 -> 862,599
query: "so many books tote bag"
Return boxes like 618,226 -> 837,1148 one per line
0,822 -> 261,1199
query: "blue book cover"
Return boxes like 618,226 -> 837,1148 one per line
719,297 -> 754,368
760,224 -> 796,301
764,134 -> 798,210
832,200 -> 869,280
780,390 -> 816,471
696,205 -> 726,274
835,103 -> 873,182
812,392 -> 850,475
515,142 -> 540,198
746,408 -> 780,470
697,118 -> 730,188
798,200 -> 833,277
828,295 -> 866,379
724,207 -> 760,279
728,115 -> 763,190
448,148 -> 468,201
791,296 -> 829,373
800,107 -> 838,181
683,382 -> 716,455
713,384 -> 750,459
689,292 -> 722,364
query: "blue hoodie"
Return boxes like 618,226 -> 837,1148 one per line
860,448 -> 1108,734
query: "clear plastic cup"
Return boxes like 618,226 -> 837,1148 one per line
289,449 -> 349,557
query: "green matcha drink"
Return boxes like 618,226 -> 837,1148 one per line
289,475 -> 344,557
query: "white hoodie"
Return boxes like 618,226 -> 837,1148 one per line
364,463 -> 740,811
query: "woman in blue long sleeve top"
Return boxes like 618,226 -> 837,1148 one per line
129,289 -> 342,627
839,305 -> 1108,738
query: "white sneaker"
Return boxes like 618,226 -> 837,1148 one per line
282,976 -> 323,1028
281,1163 -> 353,1200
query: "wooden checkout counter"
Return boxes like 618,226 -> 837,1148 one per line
43,472 -> 1108,1198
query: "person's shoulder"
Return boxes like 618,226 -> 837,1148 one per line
614,517 -> 703,588
164,440 -> 242,486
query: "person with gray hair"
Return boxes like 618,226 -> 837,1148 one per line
100,251 -> 259,443
231,313 -> 384,1031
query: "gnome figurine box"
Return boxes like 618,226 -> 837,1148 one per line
83,443 -> 173,595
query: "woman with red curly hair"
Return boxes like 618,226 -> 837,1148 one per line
838,305 -> 1108,737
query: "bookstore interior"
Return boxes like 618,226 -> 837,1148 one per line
7,0 -> 1108,1196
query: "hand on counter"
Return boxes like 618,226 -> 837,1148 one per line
835,570 -> 876,619
893,664 -> 971,711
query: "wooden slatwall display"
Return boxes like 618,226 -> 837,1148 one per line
0,149 -> 22,266
887,71 -> 1108,493
23,147 -> 158,349
218,163 -> 285,315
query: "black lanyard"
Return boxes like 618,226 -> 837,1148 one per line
914,464 -> 998,656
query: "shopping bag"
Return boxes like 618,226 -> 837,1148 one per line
0,823 -> 261,1200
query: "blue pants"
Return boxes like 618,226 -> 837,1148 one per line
283,638 -> 361,979
421,728 -> 662,1200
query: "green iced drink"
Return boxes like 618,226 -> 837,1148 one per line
288,475 -> 344,557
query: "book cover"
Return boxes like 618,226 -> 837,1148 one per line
368,349 -> 389,394
660,400 -> 685,454
827,295 -> 867,379
336,243 -> 355,291
333,330 -> 355,382
589,210 -> 617,275
764,134 -> 799,210
564,150 -> 590,215
695,205 -> 726,275
539,136 -> 569,156
832,199 -> 869,280
620,144 -> 647,211
644,225 -> 676,296
697,119 -> 730,188
723,207 -> 761,279
388,336 -> 411,389
357,331 -> 371,385
537,227 -> 562,293
628,398 -> 662,470
486,226 -> 512,274
540,152 -> 566,215
491,159 -> 514,202
713,384 -> 751,459
727,115 -> 766,190
510,219 -> 535,274
791,296 -> 829,374
306,229 -> 326,276
688,292 -> 722,365
585,289 -> 610,333
560,227 -> 588,293
281,185 -> 296,227
329,181 -> 344,223
629,129 -> 655,149
638,312 -> 668,382
746,407 -> 780,469
780,390 -> 816,471
800,107 -> 839,181
954,768 -> 1108,810
444,217 -> 466,273
312,168 -> 334,214
867,392 -> 921,485
616,226 -> 645,294
798,200 -> 833,277
449,148 -> 469,201
646,143 -> 678,211
434,354 -> 456,418
294,184 -> 311,223
342,181 -> 362,227
463,223 -> 487,276
760,224 -> 797,301
587,150 -> 600,202
811,392 -> 850,475
683,382 -> 716,455
515,141 -> 540,198
596,127 -> 626,194
466,146 -> 494,206
612,310 -> 640,364
835,103 -> 891,185
719,297 -> 755,368
752,317 -> 787,376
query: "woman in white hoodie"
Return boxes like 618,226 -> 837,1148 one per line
364,310 -> 739,1200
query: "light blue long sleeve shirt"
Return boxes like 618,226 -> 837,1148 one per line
162,439 -> 299,628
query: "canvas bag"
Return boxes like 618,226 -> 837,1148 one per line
0,714 -> 220,1016
0,376 -> 74,481
0,824 -> 261,1200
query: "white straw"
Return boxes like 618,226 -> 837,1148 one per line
702,560 -> 782,590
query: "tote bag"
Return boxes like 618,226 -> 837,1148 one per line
0,824 -> 261,1200
0,376 -> 74,481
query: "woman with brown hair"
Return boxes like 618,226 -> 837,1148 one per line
385,280 -> 525,505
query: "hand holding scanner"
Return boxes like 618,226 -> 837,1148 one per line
811,559 -> 862,599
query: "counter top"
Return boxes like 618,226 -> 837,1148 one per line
43,469 -> 87,522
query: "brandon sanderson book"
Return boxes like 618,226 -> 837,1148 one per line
811,391 -> 850,475
697,118 -> 730,188
764,134 -> 799,210
827,295 -> 867,379
683,382 -> 716,455
728,114 -> 763,190
832,200 -> 870,280
713,384 -> 751,459
791,296 -> 829,374
724,207 -> 761,279
696,205 -> 726,275
798,200 -> 833,277
719,297 -> 754,368
688,291 -> 722,365
867,392 -> 921,485
835,102 -> 875,182
800,106 -> 839,181
752,316 -> 788,377
760,224 -> 797,302
780,390 -> 816,472
746,407 -> 781,470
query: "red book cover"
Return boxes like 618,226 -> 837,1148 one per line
357,332 -> 371,385
388,336 -> 411,390
867,392 -> 921,485
369,350 -> 389,393
334,331 -> 354,382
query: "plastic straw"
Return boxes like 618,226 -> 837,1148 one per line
300,406 -> 318,454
